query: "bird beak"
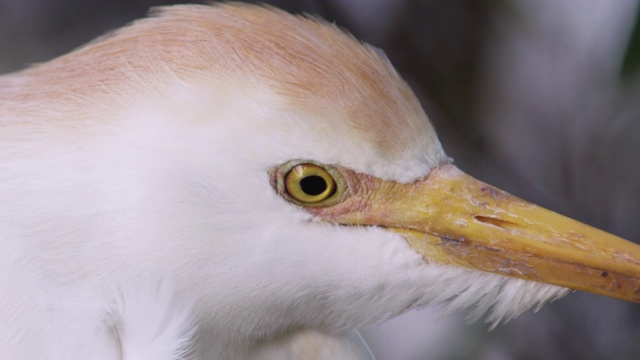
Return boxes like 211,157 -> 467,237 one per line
316,164 -> 640,303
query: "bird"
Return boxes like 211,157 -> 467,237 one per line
1,2 -> 640,359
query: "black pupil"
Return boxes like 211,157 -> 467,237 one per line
300,175 -> 328,196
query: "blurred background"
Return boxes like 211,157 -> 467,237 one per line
2,0 -> 640,359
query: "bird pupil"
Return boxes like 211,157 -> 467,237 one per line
300,175 -> 327,196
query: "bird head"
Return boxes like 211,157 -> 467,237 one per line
4,2 -> 640,349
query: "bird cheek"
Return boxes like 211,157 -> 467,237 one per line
305,199 -> 370,223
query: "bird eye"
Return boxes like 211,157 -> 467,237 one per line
284,164 -> 336,203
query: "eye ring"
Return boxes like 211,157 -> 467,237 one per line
284,163 -> 336,203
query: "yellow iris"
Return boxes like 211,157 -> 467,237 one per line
284,164 -> 336,203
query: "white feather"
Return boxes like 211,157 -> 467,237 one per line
112,281 -> 197,360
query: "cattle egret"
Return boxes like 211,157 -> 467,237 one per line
1,3 -> 639,360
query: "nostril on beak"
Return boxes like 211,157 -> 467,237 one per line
474,216 -> 514,229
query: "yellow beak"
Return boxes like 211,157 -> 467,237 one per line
316,165 -> 640,303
